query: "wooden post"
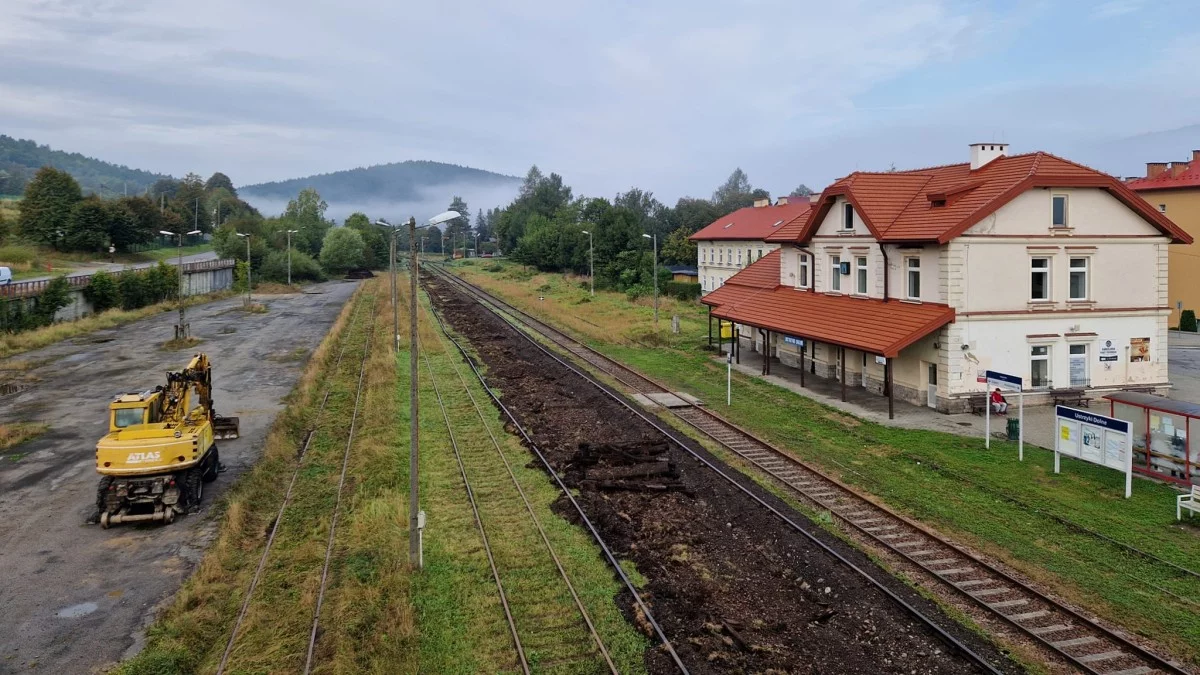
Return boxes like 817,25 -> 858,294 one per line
841,347 -> 847,402
886,359 -> 894,420
708,307 -> 712,347
735,328 -> 741,365
766,331 -> 771,375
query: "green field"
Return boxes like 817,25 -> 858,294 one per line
450,258 -> 1200,666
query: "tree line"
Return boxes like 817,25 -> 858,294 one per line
494,164 -> 813,298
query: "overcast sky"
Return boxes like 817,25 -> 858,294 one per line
2,0 -> 1198,208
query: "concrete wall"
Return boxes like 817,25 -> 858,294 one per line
43,263 -> 235,322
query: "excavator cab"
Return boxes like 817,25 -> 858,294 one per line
108,391 -> 164,431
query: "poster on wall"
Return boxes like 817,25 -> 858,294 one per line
1130,337 -> 1151,362
1099,340 -> 1119,362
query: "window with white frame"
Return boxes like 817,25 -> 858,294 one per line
1159,204 -> 1167,213
1069,343 -> 1088,387
737,249 -> 743,267
1031,257 -> 1051,300
757,248 -> 763,260
856,256 -> 868,294
1030,345 -> 1051,388
1052,194 -> 1069,228
843,203 -> 854,230
830,255 -> 842,291
727,248 -> 732,266
1069,257 -> 1088,301
906,257 -> 920,299
718,249 -> 723,264
798,254 -> 810,288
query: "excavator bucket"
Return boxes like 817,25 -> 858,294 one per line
214,416 -> 240,440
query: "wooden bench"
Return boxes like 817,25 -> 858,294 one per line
1179,485 -> 1200,521
1052,388 -> 1091,408
968,394 -> 989,416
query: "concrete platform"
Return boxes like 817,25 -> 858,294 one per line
631,391 -> 704,408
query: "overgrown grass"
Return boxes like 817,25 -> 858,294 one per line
452,258 -> 1200,666
0,292 -> 232,360
414,289 -> 648,672
0,422 -> 48,453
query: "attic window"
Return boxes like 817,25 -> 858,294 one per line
931,199 -> 946,208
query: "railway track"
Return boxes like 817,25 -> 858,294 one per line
429,264 -> 1192,675
421,287 -> 689,673
216,289 -> 377,675
418,299 -> 620,674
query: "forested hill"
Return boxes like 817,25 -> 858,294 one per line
238,160 -> 519,203
0,135 -> 170,197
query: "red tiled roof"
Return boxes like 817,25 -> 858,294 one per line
792,152 -> 1192,245
1127,164 -> 1200,192
702,250 -> 955,357
690,201 -> 812,242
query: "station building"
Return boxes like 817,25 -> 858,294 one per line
691,196 -> 814,295
702,144 -> 1193,414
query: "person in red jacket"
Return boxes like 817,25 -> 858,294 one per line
990,388 -> 1008,415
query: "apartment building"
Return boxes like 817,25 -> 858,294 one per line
1127,152 -> 1200,327
703,144 -> 1191,412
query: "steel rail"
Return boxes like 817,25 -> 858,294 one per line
216,289 -> 373,675
418,299 -> 619,673
433,265 -> 1193,675
424,270 -> 1000,675
303,290 -> 377,673
422,282 -> 691,674
418,333 -> 530,674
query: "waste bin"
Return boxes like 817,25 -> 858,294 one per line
1006,417 -> 1020,441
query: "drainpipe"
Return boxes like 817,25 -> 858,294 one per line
879,243 -> 889,302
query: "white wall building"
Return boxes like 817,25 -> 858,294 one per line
691,197 -> 813,294
703,144 -> 1191,413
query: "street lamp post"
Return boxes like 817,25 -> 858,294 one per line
474,233 -> 480,258
235,232 -> 253,306
161,229 -> 202,339
581,230 -> 594,296
285,229 -> 299,285
642,232 -> 658,326
374,219 -> 401,355
405,209 -> 461,570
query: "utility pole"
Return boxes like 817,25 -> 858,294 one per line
286,229 -> 298,285
407,216 -> 420,569
194,198 -> 199,233
642,232 -> 658,326
236,233 -> 253,306
582,230 -> 594,296
162,229 -> 202,339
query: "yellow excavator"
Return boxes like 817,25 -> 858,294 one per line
95,353 -> 239,528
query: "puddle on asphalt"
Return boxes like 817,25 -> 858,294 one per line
55,601 -> 98,618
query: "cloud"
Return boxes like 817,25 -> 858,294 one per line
1,0 -> 1196,205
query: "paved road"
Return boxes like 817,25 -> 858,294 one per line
1167,329 -> 1200,405
0,280 -> 357,674
18,250 -> 219,284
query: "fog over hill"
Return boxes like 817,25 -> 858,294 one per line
238,160 -> 521,223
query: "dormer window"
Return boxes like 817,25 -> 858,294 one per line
843,203 -> 854,230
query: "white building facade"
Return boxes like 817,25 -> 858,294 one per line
705,145 -> 1190,412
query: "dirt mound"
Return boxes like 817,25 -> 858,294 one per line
572,441 -> 685,492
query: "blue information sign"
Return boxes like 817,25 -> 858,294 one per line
783,335 -> 804,347
1055,405 -> 1130,434
985,370 -> 1022,391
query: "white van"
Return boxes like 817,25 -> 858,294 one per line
0,267 -> 11,286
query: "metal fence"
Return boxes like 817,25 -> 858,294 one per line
0,259 -> 235,299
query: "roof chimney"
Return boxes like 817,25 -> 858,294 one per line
775,196 -> 789,206
753,198 -> 770,208
969,143 -> 1008,170
1147,162 -> 1168,179
1170,161 -> 1191,178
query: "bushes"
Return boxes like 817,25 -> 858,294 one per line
259,250 -> 325,284
664,281 -> 701,301
117,263 -> 177,311
318,228 -> 365,274
1181,310 -> 1198,333
84,270 -> 120,312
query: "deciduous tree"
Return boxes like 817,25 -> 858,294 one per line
19,167 -> 82,247
318,227 -> 365,274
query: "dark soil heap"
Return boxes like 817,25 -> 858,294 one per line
426,275 -> 1013,675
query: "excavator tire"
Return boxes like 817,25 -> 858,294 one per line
182,467 -> 203,513
201,446 -> 220,483
96,476 -> 114,518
